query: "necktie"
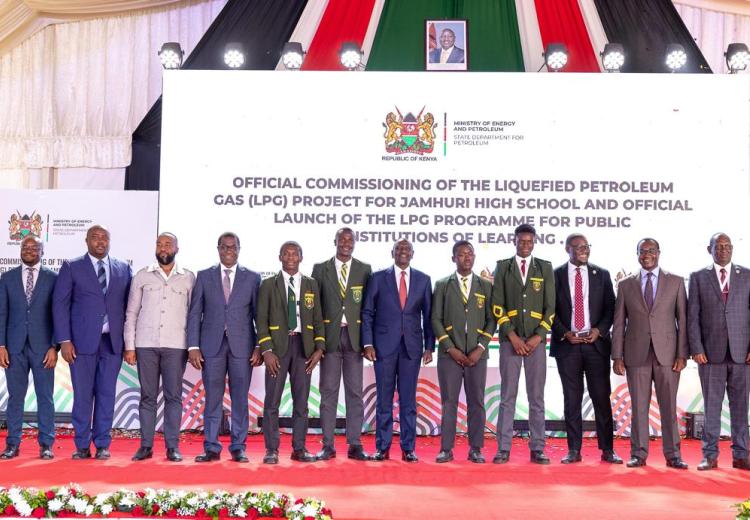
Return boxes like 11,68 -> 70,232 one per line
97,260 -> 107,294
223,269 -> 232,303
339,263 -> 348,300
520,259 -> 526,278
720,268 -> 729,304
461,276 -> 469,305
574,268 -> 585,330
644,272 -> 654,311
25,267 -> 35,304
399,271 -> 407,309
288,276 -> 297,330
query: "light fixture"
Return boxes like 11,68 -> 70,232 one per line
281,42 -> 305,70
600,43 -> 625,72
339,42 -> 363,71
665,44 -> 687,72
725,43 -> 750,73
224,43 -> 245,69
158,42 -> 184,70
543,43 -> 568,72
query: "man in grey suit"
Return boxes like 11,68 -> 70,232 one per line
186,232 -> 260,463
612,238 -> 688,469
688,233 -> 750,471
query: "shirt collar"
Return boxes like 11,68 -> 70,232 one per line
714,262 -> 732,274
641,266 -> 660,278
88,253 -> 109,266
441,46 -> 454,54
23,262 -> 41,271
515,255 -> 532,265
334,257 -> 352,270
395,265 -> 411,276
220,263 -> 237,274
456,271 -> 472,283
568,261 -> 587,273
147,262 -> 185,275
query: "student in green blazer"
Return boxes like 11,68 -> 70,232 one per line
311,228 -> 372,461
257,241 -> 325,464
432,241 -> 496,464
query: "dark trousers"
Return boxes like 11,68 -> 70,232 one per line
69,333 -> 121,449
555,344 -> 614,451
263,335 -> 312,452
373,339 -> 421,452
5,342 -> 55,447
319,326 -> 365,449
699,356 -> 749,459
136,348 -> 187,449
201,337 -> 251,453
438,355 -> 487,451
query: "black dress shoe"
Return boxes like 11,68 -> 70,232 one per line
39,445 -> 54,460
561,450 -> 582,464
401,450 -> 418,463
468,449 -> 485,464
72,448 -> 91,460
626,456 -> 646,468
0,446 -> 19,459
371,449 -> 390,461
230,449 -> 249,463
601,450 -> 623,464
131,447 -> 153,461
316,447 -> 337,461
347,445 -> 370,461
166,448 -> 183,462
95,448 -> 110,460
530,450 -> 550,465
666,457 -> 688,470
290,449 -> 317,462
493,450 -> 510,464
697,457 -> 718,471
195,451 -> 220,462
435,450 -> 453,463
733,458 -> 750,470
263,450 -> 279,464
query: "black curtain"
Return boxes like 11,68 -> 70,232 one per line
593,0 -> 711,74
125,0 -> 308,191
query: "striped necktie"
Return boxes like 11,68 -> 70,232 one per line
339,263 -> 348,300
97,260 -> 107,294
461,276 -> 469,305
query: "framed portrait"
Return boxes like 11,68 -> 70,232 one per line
425,19 -> 468,71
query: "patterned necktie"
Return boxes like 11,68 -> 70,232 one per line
399,271 -> 407,309
25,267 -> 35,304
97,260 -> 107,294
288,276 -> 297,330
520,259 -> 526,278
223,269 -> 232,303
461,276 -> 469,305
574,268 -> 585,330
339,263 -> 348,300
644,272 -> 654,311
720,268 -> 729,304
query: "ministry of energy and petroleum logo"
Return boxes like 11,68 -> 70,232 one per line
382,107 -> 438,156
8,211 -> 43,240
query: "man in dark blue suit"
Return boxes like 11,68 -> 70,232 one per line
53,225 -> 132,460
187,232 -> 260,463
362,238 -> 434,462
0,236 -> 58,459
428,28 -> 465,64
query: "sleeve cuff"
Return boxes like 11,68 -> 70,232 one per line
188,346 -> 200,351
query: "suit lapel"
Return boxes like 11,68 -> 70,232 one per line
228,266 -> 245,305
27,268 -> 46,307
325,258 -> 341,301
560,266 -> 572,309
653,270 -> 668,310
510,258 -> 524,287
703,266 -> 724,304
385,266 -> 401,309
448,273 -> 463,304
276,272 -> 288,307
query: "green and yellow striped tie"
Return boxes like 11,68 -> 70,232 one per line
461,276 -> 469,305
339,263 -> 348,300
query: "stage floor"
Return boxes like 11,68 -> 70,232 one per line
0,431 -> 747,519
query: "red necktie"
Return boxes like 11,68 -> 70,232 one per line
520,259 -> 526,277
399,271 -> 407,309
720,268 -> 729,304
574,268 -> 585,330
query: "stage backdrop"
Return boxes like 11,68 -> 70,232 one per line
175,72 -> 746,437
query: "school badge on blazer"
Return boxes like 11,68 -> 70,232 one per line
351,286 -> 363,303
304,292 -> 315,309
531,278 -> 543,292
475,293 -> 485,309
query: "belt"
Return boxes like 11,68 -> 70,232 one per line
288,332 -> 300,336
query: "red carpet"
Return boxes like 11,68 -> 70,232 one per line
0,431 -> 748,519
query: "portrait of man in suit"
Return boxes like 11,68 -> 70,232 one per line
312,228 -> 372,462
53,224 -> 132,460
612,237 -> 688,469
186,232 -> 260,463
428,28 -> 465,64
688,233 -> 750,471
551,233 -> 622,465
432,241 -> 495,464
0,236 -> 58,460
362,238 -> 434,463
257,241 -> 326,464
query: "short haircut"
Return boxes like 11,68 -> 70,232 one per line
514,223 -> 536,236
157,232 -> 178,245
86,224 -> 110,238
21,235 -> 43,248
280,241 -> 303,256
564,233 -> 586,248
217,232 -> 240,248
452,240 -> 473,256
636,237 -> 660,251
335,227 -> 355,241
441,28 -> 455,37
709,232 -> 730,248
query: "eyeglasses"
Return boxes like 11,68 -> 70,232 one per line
218,245 -> 239,252
638,248 -> 660,255
570,244 -> 591,252
21,246 -> 41,252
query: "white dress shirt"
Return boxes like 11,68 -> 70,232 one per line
89,254 -> 110,333
395,266 -> 411,297
22,262 -> 41,292
515,255 -> 531,285
220,263 -> 237,292
456,271 -> 473,301
335,258 -> 351,326
567,262 -> 591,332
440,46 -> 455,63
284,271 -> 302,333
714,262 -> 732,293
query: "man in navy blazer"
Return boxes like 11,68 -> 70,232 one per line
428,28 -> 465,64
362,239 -> 434,462
187,232 -> 260,463
0,236 -> 58,459
53,225 -> 132,460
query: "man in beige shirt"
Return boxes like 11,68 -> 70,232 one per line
124,233 -> 194,462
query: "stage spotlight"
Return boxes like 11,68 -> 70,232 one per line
224,43 -> 245,69
339,42 -> 363,70
281,42 -> 305,70
543,43 -> 568,72
600,43 -> 625,72
725,43 -> 750,73
665,44 -> 687,72
158,42 -> 184,70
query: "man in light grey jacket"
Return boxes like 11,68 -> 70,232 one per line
124,232 -> 194,462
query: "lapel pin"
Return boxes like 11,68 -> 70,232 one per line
592,269 -> 597,275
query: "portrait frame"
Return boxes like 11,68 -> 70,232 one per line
425,19 -> 468,71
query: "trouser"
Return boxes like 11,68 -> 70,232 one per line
438,354 -> 487,451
